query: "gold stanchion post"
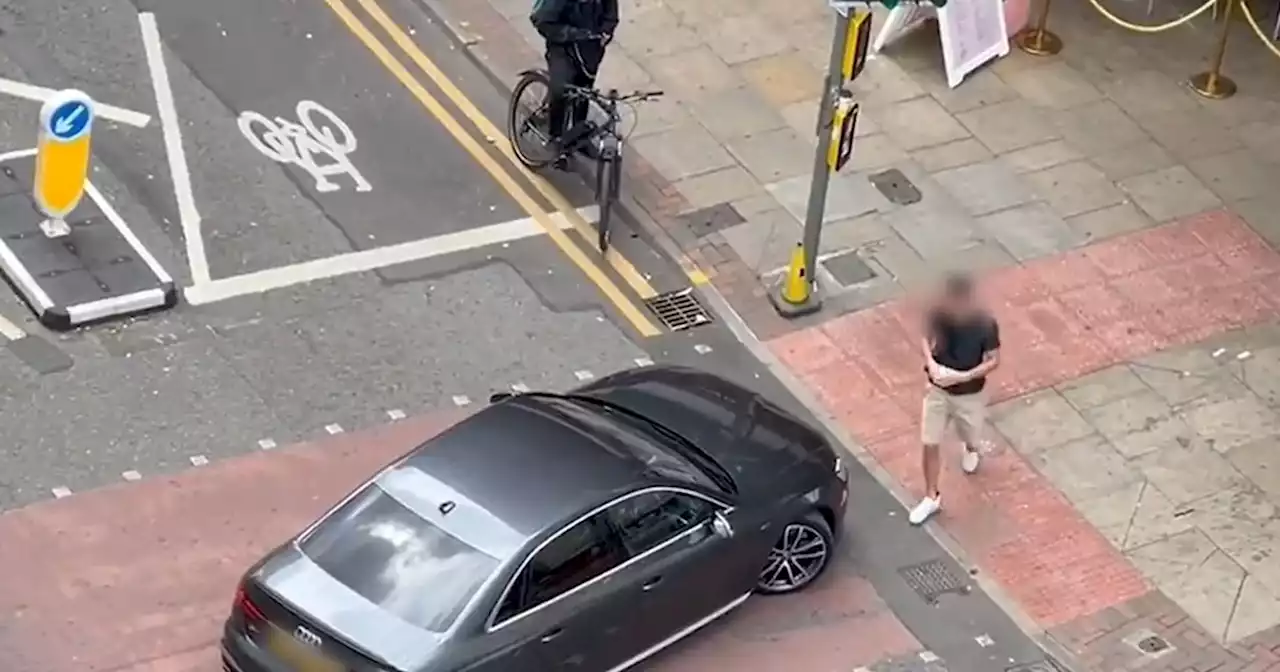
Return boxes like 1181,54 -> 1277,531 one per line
1189,0 -> 1238,98
1015,0 -> 1063,55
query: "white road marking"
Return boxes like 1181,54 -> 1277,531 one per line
190,455 -> 209,466
183,208 -> 593,305
634,357 -> 654,367
694,344 -> 712,354
919,651 -> 941,663
387,408 -> 406,420
139,12 -> 210,285
122,470 -> 142,481
574,370 -> 594,381
0,76 -> 152,128
258,438 -> 277,450
324,423 -> 344,435
0,312 -> 25,340
1237,350 -> 1252,360
51,486 -> 73,499
451,395 -> 471,407
976,634 -> 994,647
238,101 -> 370,193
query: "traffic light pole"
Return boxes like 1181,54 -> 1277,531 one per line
802,11 -> 854,294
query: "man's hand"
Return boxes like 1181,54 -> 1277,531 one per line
601,31 -> 614,46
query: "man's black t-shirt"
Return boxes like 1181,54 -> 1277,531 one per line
927,309 -> 1000,395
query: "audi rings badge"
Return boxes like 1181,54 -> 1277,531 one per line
238,100 -> 372,193
293,625 -> 323,647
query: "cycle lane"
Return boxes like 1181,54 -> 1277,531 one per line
136,0 -> 526,280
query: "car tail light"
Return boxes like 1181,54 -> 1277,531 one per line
233,583 -> 266,624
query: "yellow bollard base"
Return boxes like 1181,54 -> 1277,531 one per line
768,281 -> 822,319
1014,28 -> 1062,56
1188,71 -> 1237,99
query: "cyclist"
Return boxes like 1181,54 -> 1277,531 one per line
530,0 -> 617,167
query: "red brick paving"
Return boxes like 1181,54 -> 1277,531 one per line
0,404 -> 924,672
650,562 -> 921,672
0,410 -> 467,672
769,210 -> 1280,630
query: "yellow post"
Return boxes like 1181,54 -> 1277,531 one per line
781,243 -> 810,305
34,90 -> 96,238
1189,0 -> 1238,99
1014,0 -> 1063,56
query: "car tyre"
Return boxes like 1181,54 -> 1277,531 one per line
755,511 -> 834,595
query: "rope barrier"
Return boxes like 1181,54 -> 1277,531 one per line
1239,0 -> 1280,59
1085,0 -> 1218,32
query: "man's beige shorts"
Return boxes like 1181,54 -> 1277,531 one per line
920,385 -> 987,446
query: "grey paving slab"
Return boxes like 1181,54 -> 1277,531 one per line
911,138 -> 994,173
847,57 -> 927,107
956,99 -> 1061,155
877,97 -> 971,152
1179,394 -> 1280,454
932,160 -> 1037,217
1051,100 -> 1151,157
850,134 -> 912,173
882,199 -> 986,261
1088,139 -> 1178,182
1227,437 -> 1280,500
765,172 -> 886,226
1136,108 -> 1245,163
1024,160 -> 1126,218
1119,165 -> 1223,223
999,61 -> 1105,110
997,139 -> 1083,175
632,124 -> 737,181
615,5 -> 702,59
1031,433 -> 1144,505
1065,202 -> 1156,243
726,128 -> 814,183
921,69 -> 1018,115
671,166 -> 766,213
1080,389 -> 1194,459
1186,148 -> 1276,204
736,51 -> 824,108
992,389 -> 1097,455
642,46 -> 742,100
685,85 -> 788,142
975,201 -> 1086,262
719,207 -> 802,273
1057,365 -> 1152,411
1133,438 -> 1250,507
702,14 -> 791,65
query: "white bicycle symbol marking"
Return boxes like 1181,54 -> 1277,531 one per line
237,100 -> 371,193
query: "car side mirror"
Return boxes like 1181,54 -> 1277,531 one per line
710,512 -> 734,539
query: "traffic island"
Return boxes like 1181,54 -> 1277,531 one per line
0,149 -> 177,330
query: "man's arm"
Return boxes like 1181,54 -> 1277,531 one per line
601,0 -> 619,38
955,320 -> 1001,382
922,312 -> 941,379
532,0 -> 587,43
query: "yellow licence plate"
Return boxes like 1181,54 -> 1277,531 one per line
266,627 -> 344,672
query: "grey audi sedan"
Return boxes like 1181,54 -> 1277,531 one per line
222,365 -> 849,672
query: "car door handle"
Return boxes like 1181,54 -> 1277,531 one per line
540,628 -> 563,643
642,576 -> 663,591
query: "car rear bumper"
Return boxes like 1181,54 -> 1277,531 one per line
221,621 -> 279,672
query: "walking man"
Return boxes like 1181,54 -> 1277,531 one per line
908,273 -> 1001,526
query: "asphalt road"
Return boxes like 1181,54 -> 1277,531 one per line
0,0 -> 646,508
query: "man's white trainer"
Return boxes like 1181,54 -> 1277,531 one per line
908,495 -> 941,525
962,447 -> 981,474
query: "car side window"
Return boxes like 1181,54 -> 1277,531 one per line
493,515 -> 624,625
605,490 -> 719,557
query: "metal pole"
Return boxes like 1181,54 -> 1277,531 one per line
801,10 -> 852,290
1189,0 -> 1238,99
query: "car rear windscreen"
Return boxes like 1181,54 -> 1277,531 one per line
299,485 -> 499,632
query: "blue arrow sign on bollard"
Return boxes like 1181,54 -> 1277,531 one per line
47,96 -> 94,142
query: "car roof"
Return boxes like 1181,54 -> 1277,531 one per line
382,395 -> 667,553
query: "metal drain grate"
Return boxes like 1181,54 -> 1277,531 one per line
1006,658 -> 1069,672
898,558 -> 969,603
644,288 -> 712,331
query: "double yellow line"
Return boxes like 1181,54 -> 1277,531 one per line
324,0 -> 661,337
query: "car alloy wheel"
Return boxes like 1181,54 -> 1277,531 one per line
756,519 -> 830,594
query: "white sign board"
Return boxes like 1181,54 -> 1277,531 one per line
871,0 -> 1009,89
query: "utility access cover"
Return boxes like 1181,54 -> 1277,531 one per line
869,168 -> 922,206
898,558 -> 969,603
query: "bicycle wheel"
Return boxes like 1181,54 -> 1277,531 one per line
507,71 -> 557,170
596,154 -> 621,253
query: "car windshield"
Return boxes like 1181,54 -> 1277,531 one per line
299,485 -> 498,632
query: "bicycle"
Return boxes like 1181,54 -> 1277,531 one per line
506,68 -> 663,253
